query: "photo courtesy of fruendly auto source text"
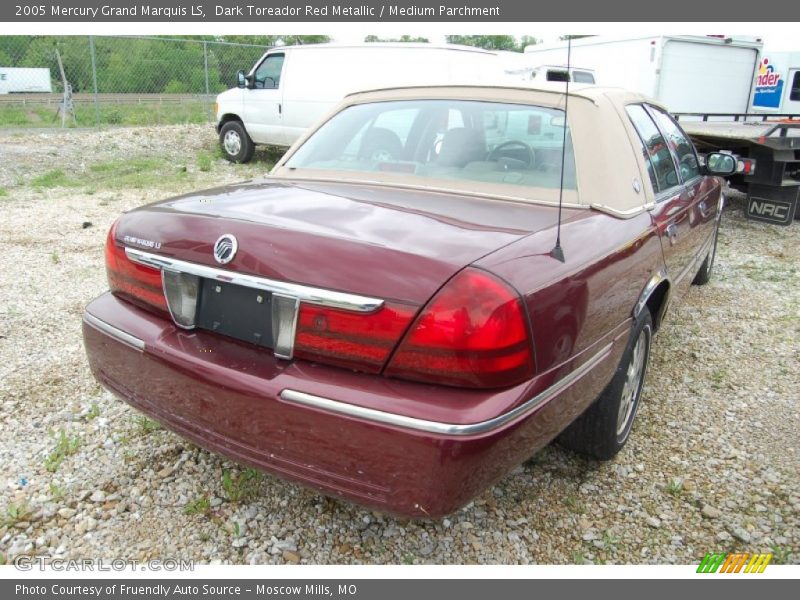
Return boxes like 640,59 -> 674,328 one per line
0,0 -> 797,597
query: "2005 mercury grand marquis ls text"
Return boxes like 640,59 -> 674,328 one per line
82,85 -> 737,517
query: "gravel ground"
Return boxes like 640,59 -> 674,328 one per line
0,125 -> 798,566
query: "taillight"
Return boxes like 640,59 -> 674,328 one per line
385,268 -> 534,388
105,220 -> 168,313
294,302 -> 417,373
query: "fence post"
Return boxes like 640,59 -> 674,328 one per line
89,36 -> 100,127
203,41 -> 211,121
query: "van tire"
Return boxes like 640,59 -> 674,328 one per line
558,310 -> 653,460
219,121 -> 255,164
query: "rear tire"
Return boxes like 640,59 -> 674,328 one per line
693,220 -> 719,286
219,120 -> 255,164
558,310 -> 653,460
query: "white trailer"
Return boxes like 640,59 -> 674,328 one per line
0,67 -> 52,94
523,35 -> 763,113
751,51 -> 800,113
215,43 -> 508,162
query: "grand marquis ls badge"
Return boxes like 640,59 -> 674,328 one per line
213,234 -> 238,264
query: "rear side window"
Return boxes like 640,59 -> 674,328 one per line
649,107 -> 700,182
254,53 -> 284,89
626,105 -> 679,193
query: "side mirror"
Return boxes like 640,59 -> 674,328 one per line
237,70 -> 247,89
705,152 -> 737,176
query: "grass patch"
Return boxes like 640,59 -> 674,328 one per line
87,157 -> 188,190
710,368 -> 728,390
23,146 -> 216,196
222,468 -> 262,504
44,430 -> 81,473
0,188 -> 8,197
0,100 -> 211,129
32,169 -> 73,188
196,151 -> 213,172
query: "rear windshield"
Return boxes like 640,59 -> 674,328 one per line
285,100 -> 576,190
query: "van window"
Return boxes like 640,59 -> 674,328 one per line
626,104 -> 679,194
572,71 -> 595,84
546,70 -> 569,82
791,71 -> 800,102
254,53 -> 285,89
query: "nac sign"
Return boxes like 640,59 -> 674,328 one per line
753,57 -> 783,109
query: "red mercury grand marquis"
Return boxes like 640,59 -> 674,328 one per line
82,85 -> 737,517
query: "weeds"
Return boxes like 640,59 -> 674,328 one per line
3,501 -> 32,527
48,483 -> 66,501
770,545 -> 793,565
83,403 -> 101,421
44,430 -> 81,473
666,478 -> 684,497
564,494 -> 586,514
184,495 -> 211,517
135,415 -> 161,435
222,468 -> 262,504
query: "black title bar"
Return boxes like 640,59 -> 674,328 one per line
2,0 -> 799,22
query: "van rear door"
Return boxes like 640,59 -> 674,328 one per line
242,51 -> 287,145
656,40 -> 759,113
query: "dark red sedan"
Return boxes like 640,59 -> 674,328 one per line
83,86 -> 736,517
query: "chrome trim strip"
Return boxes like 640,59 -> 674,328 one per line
280,343 -> 613,436
83,312 -> 145,352
125,248 -> 384,313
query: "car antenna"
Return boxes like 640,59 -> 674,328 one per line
550,36 -> 572,264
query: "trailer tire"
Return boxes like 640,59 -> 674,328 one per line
219,121 -> 255,164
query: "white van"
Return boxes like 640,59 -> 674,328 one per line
214,43 -> 504,162
504,64 -> 596,84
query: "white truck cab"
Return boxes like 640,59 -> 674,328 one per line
215,43 -> 505,163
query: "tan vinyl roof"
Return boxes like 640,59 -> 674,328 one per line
271,85 -> 666,217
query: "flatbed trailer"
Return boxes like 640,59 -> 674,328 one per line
677,114 -> 800,225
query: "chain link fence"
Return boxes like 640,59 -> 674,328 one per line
0,36 -> 274,128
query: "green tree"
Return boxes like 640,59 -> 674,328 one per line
364,35 -> 430,43
445,35 -> 519,51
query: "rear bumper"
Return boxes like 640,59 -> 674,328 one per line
83,292 -> 621,518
